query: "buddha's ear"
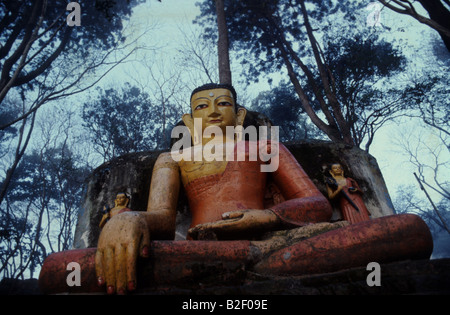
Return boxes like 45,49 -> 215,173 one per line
182,114 -> 201,146
236,107 -> 247,126
182,114 -> 194,131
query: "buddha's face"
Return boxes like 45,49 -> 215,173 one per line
330,164 -> 344,177
190,88 -> 237,131
115,193 -> 128,207
183,88 -> 246,145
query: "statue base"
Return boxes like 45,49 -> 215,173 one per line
2,258 -> 450,295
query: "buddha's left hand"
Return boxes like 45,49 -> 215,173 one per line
188,209 -> 280,239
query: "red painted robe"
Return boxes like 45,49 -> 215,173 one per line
337,178 -> 371,224
183,142 -> 332,232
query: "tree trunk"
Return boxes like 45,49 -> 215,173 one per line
379,0 -> 450,52
215,0 -> 232,85
298,0 -> 354,146
0,112 -> 36,206
418,0 -> 450,51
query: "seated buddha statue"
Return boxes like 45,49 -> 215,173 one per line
39,83 -> 433,295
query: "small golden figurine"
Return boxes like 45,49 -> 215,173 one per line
326,163 -> 371,224
99,192 -> 132,229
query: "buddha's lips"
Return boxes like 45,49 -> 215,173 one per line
209,119 -> 222,123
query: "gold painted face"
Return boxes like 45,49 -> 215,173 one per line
115,193 -> 129,207
330,164 -> 344,177
190,88 -> 237,131
183,88 -> 246,145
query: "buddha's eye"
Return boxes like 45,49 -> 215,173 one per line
218,101 -> 232,107
194,104 -> 208,110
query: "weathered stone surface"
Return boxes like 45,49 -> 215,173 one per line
73,141 -> 394,249
12,258 -> 450,295
256,221 -> 350,256
73,151 -> 164,248
136,258 -> 450,295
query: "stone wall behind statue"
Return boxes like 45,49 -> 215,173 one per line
73,141 -> 395,249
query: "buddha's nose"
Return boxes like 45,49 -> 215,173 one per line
208,103 -> 220,117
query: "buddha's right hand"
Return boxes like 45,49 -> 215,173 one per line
95,211 -> 150,294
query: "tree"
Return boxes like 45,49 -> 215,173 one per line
0,146 -> 88,278
392,125 -> 449,235
82,83 -> 162,162
402,69 -> 450,146
393,184 -> 450,257
0,0 -> 153,206
251,82 -> 323,142
378,0 -> 450,52
195,0 -> 406,150
0,0 -> 146,108
176,26 -> 219,86
0,108 -> 89,278
323,28 -> 407,151
215,0 -> 232,84
0,97 -> 37,207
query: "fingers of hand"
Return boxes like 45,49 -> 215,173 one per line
103,247 -> 116,294
96,243 -> 139,295
139,220 -> 151,258
114,244 -> 127,295
95,250 -> 105,287
189,218 -> 241,236
95,213 -> 150,294
126,243 -> 138,291
222,210 -> 245,220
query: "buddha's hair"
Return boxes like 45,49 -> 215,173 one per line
116,192 -> 130,200
190,83 -> 237,107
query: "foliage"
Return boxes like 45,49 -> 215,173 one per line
0,0 -> 151,278
377,0 -> 450,51
0,0 -> 145,105
82,83 -> 164,162
194,0 -> 408,149
0,98 -> 19,152
0,145 -> 89,278
196,0 -> 362,79
250,82 -> 323,142
402,69 -> 450,144
0,0 -> 149,208
323,28 -> 407,150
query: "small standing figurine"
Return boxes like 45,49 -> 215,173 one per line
99,192 -> 132,229
326,163 -> 371,224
